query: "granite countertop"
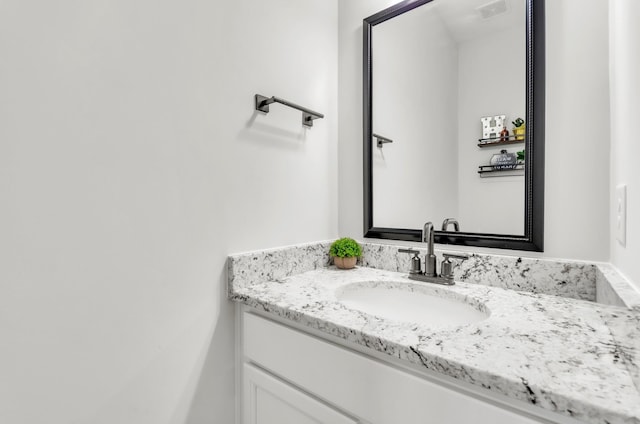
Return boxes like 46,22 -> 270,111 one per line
229,265 -> 640,424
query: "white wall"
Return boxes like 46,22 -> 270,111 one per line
339,0 -> 610,261
457,26 -> 525,235
0,1 -> 338,423
339,0 -> 397,239
372,4 -> 459,229
543,0 -> 610,261
609,0 -> 640,289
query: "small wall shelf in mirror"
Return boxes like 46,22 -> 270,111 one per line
478,164 -> 525,178
478,138 -> 525,147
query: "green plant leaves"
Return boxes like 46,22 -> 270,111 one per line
329,237 -> 362,258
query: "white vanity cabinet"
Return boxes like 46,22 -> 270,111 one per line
238,309 -> 565,424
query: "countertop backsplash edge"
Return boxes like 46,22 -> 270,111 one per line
228,239 -> 639,306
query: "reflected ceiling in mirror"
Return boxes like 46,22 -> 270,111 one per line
363,0 -> 545,251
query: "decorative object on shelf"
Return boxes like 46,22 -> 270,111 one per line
490,149 -> 518,170
512,117 -> 525,140
500,126 -> 509,142
517,150 -> 525,163
480,115 -> 506,139
329,238 -> 362,269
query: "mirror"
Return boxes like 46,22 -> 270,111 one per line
363,0 -> 544,251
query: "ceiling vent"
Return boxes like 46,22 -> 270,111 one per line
476,0 -> 508,19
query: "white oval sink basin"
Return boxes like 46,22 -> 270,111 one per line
336,282 -> 489,329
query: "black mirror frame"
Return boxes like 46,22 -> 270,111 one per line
363,0 -> 545,251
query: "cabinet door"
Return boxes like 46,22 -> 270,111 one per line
243,363 -> 358,424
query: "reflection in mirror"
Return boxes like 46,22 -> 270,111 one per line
363,0 -> 545,251
373,0 -> 525,234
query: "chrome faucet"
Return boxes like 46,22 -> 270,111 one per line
398,221 -> 469,285
422,222 -> 437,277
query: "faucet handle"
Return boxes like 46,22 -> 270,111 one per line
440,253 -> 469,280
442,253 -> 469,261
398,248 -> 422,274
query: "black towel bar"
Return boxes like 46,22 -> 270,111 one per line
255,94 -> 324,128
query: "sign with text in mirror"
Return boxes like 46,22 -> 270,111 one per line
371,0 -> 527,236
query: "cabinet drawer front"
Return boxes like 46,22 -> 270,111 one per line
243,363 -> 358,424
243,312 -> 549,424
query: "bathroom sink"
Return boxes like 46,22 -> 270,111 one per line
335,282 -> 489,329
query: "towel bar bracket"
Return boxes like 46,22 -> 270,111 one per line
373,133 -> 394,148
255,95 -> 273,113
301,112 -> 318,127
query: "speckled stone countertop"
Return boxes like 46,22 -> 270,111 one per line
229,265 -> 640,424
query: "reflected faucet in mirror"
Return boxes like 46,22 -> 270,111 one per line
442,218 -> 460,232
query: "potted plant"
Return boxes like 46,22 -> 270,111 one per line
512,118 -> 525,141
329,237 -> 362,269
